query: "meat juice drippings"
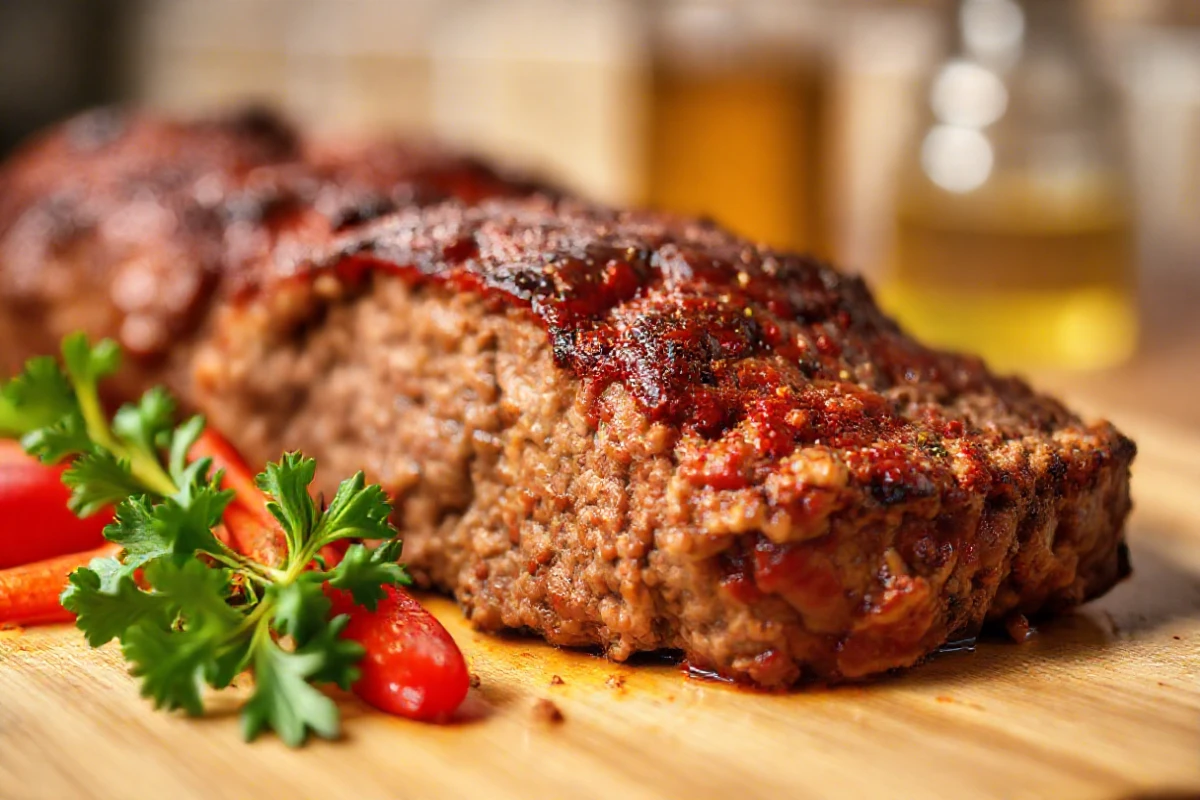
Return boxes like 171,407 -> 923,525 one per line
935,633 -> 979,655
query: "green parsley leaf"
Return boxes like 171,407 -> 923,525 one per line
112,387 -> 177,456
325,541 -> 409,611
299,614 -> 365,691
121,561 -> 244,717
104,488 -> 229,568
168,415 -> 206,484
142,558 -> 241,629
62,450 -> 143,517
241,638 -> 341,747
269,579 -> 332,647
317,472 -> 395,545
103,496 -> 169,569
154,486 -> 235,559
205,636 -> 254,690
256,453 -> 319,553
60,333 -> 121,388
0,355 -> 76,437
124,624 -> 222,718
61,564 -> 174,647
21,412 -> 91,464
79,554 -> 129,593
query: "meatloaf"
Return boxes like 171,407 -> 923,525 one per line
0,108 -> 542,400
0,113 -> 1134,686
188,196 -> 1135,686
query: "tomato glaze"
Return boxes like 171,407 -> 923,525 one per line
248,198 -> 1082,622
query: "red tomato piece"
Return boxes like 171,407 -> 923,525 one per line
328,586 -> 470,723
199,432 -> 470,724
0,440 -> 111,569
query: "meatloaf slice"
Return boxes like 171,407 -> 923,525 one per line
192,196 -> 1134,686
0,108 -> 543,400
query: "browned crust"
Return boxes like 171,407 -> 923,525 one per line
0,113 -> 1135,686
0,109 -> 546,396
192,192 -> 1135,683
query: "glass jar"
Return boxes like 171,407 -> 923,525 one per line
877,0 -> 1138,371
642,0 -> 829,254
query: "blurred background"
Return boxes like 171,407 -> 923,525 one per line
0,0 -> 1197,421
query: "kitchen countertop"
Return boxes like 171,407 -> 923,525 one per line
0,271 -> 1197,800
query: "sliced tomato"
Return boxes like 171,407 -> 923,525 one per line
0,440 -> 111,569
327,586 -> 470,723
210,433 -> 469,723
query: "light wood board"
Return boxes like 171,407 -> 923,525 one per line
1,410 -> 1198,800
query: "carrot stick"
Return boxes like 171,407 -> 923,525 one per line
190,429 -> 286,567
190,430 -> 272,520
0,543 -> 119,627
223,502 -> 286,569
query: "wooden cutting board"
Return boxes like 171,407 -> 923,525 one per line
1,407 -> 1198,800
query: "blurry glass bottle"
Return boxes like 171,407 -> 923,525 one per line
643,0 -> 829,255
878,0 -> 1137,371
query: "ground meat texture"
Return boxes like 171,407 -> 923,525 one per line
0,108 -> 544,398
0,108 -> 300,395
191,196 -> 1135,686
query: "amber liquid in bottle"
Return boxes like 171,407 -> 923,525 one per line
644,61 -> 826,254
878,0 -> 1138,372
642,0 -> 828,255
880,170 -> 1137,371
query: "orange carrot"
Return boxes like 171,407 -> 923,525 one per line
190,430 -> 272,519
0,543 -> 119,627
223,502 -> 286,569
190,429 -> 286,567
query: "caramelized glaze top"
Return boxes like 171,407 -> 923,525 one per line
269,197 -> 1122,512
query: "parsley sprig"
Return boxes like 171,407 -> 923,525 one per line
0,334 -> 410,746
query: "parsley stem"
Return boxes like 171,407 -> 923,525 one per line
73,378 -> 178,498
128,453 -> 181,498
209,551 -> 281,585
286,540 -> 330,584
130,454 -> 179,497
72,378 -> 118,454
231,598 -> 274,643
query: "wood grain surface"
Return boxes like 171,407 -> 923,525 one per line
1,404 -> 1198,800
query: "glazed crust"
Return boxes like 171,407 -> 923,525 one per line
0,112 -> 1135,685
192,195 -> 1134,684
0,108 -> 542,398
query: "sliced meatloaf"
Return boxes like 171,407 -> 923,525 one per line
191,196 -> 1135,686
0,108 -> 543,400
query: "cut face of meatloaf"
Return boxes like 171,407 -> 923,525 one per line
0,108 -> 544,400
192,196 -> 1135,686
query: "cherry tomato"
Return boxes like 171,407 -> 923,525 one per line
328,586 -> 470,722
206,432 -> 469,723
0,440 -> 111,569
